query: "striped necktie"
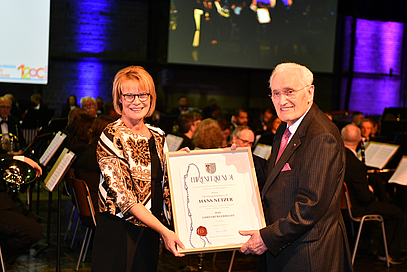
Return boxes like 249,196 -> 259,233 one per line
276,127 -> 291,164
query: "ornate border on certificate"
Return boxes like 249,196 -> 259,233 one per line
166,147 -> 266,254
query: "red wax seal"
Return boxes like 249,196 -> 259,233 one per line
196,226 -> 207,236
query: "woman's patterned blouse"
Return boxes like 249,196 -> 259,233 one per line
96,119 -> 171,227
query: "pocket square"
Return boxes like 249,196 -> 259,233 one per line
281,163 -> 291,172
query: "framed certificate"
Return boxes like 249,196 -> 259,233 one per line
166,147 -> 266,254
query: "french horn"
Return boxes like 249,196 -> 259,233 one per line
0,157 -> 36,194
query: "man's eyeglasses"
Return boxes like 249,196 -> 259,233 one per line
269,85 -> 310,99
237,136 -> 254,146
0,106 -> 11,110
82,103 -> 95,108
122,93 -> 150,103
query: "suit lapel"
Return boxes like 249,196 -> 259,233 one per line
261,104 -> 319,198
262,134 -> 301,197
267,125 -> 284,175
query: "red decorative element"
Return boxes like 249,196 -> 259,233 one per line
197,226 -> 207,237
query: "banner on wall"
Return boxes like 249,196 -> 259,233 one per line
0,0 -> 50,84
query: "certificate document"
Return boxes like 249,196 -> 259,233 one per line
166,147 -> 265,254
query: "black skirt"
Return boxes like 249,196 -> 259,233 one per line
91,213 -> 160,272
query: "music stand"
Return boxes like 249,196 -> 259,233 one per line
37,118 -> 68,136
34,148 -> 76,272
32,132 -> 68,261
22,132 -> 57,213
23,132 -> 53,157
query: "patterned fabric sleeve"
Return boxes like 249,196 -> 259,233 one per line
97,122 -> 140,218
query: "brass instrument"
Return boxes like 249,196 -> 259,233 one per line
0,133 -> 19,152
0,158 -> 36,195
367,169 -> 396,174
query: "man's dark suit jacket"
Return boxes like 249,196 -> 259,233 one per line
259,104 -> 352,271
344,148 -> 376,212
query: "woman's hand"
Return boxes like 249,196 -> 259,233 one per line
161,229 -> 185,257
129,204 -> 185,257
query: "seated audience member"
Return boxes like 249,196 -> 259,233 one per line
231,126 -> 268,191
96,96 -> 104,116
0,96 -> 26,153
249,108 -> 274,135
202,99 -> 222,120
75,115 -> 115,218
257,116 -> 281,146
217,118 -> 231,147
177,111 -> 202,150
22,93 -> 52,129
269,116 -> 282,135
67,107 -> 87,126
103,100 -> 121,120
63,107 -> 87,136
359,118 -> 374,145
61,95 -> 79,117
193,118 -> 223,149
4,94 -> 22,120
80,97 -> 98,118
65,113 -> 95,161
352,111 -> 364,126
231,125 -> 255,148
368,116 -> 380,139
169,96 -> 189,118
231,108 -> 249,129
341,124 -> 405,265
0,155 -> 42,267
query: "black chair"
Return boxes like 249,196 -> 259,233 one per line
340,182 -> 390,267
71,177 -> 97,271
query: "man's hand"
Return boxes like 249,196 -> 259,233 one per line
239,230 -> 267,255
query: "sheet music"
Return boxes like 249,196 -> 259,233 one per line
39,131 -> 66,166
388,156 -> 407,186
44,148 -> 75,192
364,141 -> 399,169
253,143 -> 272,160
166,134 -> 183,152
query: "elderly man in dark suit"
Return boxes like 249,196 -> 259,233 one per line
239,62 -> 352,271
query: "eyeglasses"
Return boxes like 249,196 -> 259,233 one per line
237,136 -> 254,146
269,85 -> 310,99
82,103 -> 95,108
122,93 -> 150,103
0,106 -> 11,110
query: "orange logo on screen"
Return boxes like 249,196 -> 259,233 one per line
17,65 -> 46,80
